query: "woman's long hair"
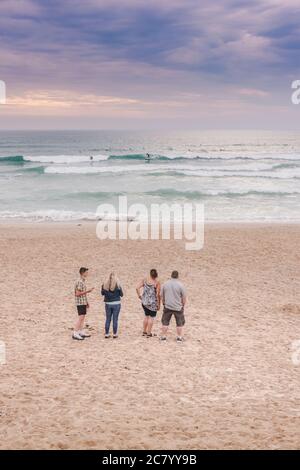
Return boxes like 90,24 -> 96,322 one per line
104,272 -> 120,291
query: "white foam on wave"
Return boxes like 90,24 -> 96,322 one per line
156,152 -> 300,161
1,207 -> 300,223
24,154 -> 109,163
0,210 -> 98,221
177,168 -> 300,179
44,164 -> 188,174
0,210 -> 136,222
19,153 -> 300,164
46,162 -> 268,175
44,163 -> 300,179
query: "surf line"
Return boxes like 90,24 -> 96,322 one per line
102,454 -> 136,467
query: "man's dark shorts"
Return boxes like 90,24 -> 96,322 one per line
162,307 -> 185,327
77,305 -> 87,316
142,304 -> 157,318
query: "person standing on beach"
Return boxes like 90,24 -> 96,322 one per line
101,273 -> 123,339
73,267 -> 94,340
136,269 -> 160,337
160,271 -> 187,342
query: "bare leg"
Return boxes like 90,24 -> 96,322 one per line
176,326 -> 183,337
147,317 -> 154,335
79,315 -> 86,333
143,316 -> 149,334
161,325 -> 168,337
74,315 -> 85,333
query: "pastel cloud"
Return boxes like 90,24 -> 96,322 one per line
237,88 -> 270,98
0,0 -> 299,128
7,90 -> 140,109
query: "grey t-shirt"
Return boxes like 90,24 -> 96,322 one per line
161,279 -> 186,311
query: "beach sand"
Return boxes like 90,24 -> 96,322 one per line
0,222 -> 300,450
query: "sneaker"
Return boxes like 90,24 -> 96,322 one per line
159,336 -> 167,341
113,334 -> 118,339
105,334 -> 111,339
72,332 -> 84,341
79,331 -> 91,338
176,336 -> 184,342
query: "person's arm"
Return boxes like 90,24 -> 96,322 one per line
75,288 -> 94,297
160,285 -> 165,306
75,285 -> 94,297
101,285 -> 105,296
119,286 -> 124,297
156,281 -> 161,309
181,287 -> 187,309
136,279 -> 144,300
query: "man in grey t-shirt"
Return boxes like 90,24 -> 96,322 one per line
160,271 -> 187,342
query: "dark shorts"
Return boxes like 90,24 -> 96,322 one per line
142,304 -> 157,318
77,305 -> 87,316
162,307 -> 185,327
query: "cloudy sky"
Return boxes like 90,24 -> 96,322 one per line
0,0 -> 299,129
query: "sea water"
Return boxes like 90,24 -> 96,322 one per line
0,129 -> 300,222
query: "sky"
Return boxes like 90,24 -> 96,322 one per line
0,0 -> 300,130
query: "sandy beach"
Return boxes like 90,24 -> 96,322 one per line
1,222 -> 300,450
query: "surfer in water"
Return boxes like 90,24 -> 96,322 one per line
145,153 -> 151,163
90,156 -> 94,165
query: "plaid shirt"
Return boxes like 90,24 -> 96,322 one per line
75,278 -> 88,306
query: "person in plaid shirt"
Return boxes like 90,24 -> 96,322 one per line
73,267 -> 94,340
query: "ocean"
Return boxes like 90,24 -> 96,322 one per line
0,129 -> 300,222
